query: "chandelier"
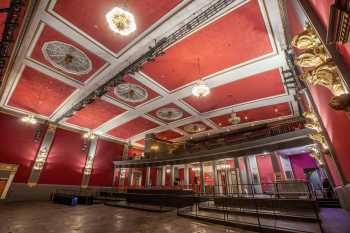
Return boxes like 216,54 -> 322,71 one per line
83,131 -> 96,140
228,112 -> 241,125
106,7 -> 136,36
21,115 -> 37,124
192,80 -> 210,97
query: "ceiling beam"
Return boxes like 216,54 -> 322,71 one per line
94,53 -> 285,134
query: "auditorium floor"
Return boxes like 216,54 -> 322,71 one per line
0,202 -> 253,233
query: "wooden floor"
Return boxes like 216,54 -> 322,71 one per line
0,201 -> 350,233
0,202 -> 254,233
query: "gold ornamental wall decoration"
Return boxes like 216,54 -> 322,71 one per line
308,133 -> 328,150
299,62 -> 346,96
291,25 -> 321,50
292,24 -> 350,118
307,145 -> 324,165
303,111 -> 322,132
295,47 -> 328,68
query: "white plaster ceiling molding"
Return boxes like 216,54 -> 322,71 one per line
114,83 -> 148,103
184,123 -> 207,133
156,107 -> 183,121
42,41 -> 92,75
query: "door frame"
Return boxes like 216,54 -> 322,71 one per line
0,163 -> 18,199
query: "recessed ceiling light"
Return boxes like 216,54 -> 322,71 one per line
106,7 -> 136,36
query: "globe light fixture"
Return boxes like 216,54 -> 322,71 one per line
21,115 -> 37,124
106,7 -> 136,36
192,80 -> 210,97
83,131 -> 96,140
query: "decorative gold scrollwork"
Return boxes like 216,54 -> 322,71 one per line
295,47 -> 328,68
292,24 -> 349,118
303,111 -> 318,122
300,62 -> 345,96
309,133 -> 328,150
307,145 -> 324,165
303,111 -> 322,132
291,25 -> 321,50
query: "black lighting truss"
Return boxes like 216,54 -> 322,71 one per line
0,0 -> 26,84
57,0 -> 238,122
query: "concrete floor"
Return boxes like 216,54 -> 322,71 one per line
0,202 -> 254,233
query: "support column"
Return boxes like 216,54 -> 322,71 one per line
200,162 -> 205,193
271,152 -> 282,181
184,164 -> 189,187
81,137 -> 98,188
27,124 -> 56,187
122,143 -> 129,160
145,167 -> 150,187
161,166 -> 166,186
170,165 -> 175,186
212,160 -> 219,194
128,168 -> 134,187
112,166 -> 117,187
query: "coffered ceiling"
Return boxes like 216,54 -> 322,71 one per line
0,0 -> 298,147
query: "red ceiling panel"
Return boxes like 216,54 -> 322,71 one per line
31,25 -> 106,83
142,0 -> 272,91
136,139 -> 145,145
210,103 -> 291,127
183,69 -> 285,113
107,117 -> 159,139
107,75 -> 160,107
8,67 -> 76,116
155,129 -> 183,140
53,0 -> 182,53
178,121 -> 211,134
66,99 -> 127,129
148,103 -> 191,123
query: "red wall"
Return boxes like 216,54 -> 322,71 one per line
150,168 -> 158,186
39,128 -> 87,185
89,138 -> 123,187
0,113 -> 45,182
287,1 -> 350,183
289,153 -> 318,180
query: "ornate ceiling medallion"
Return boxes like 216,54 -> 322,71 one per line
115,83 -> 148,103
184,123 -> 207,133
106,7 -> 136,36
42,41 -> 92,75
156,107 -> 183,121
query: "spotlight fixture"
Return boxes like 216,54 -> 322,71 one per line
83,131 -> 96,140
21,115 -> 37,124
106,7 -> 136,36
192,80 -> 210,97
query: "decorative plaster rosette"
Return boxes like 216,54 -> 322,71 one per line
42,41 -> 92,75
156,107 -> 183,121
183,123 -> 207,133
115,83 -> 148,103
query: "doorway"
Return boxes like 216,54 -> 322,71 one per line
0,163 -> 18,199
